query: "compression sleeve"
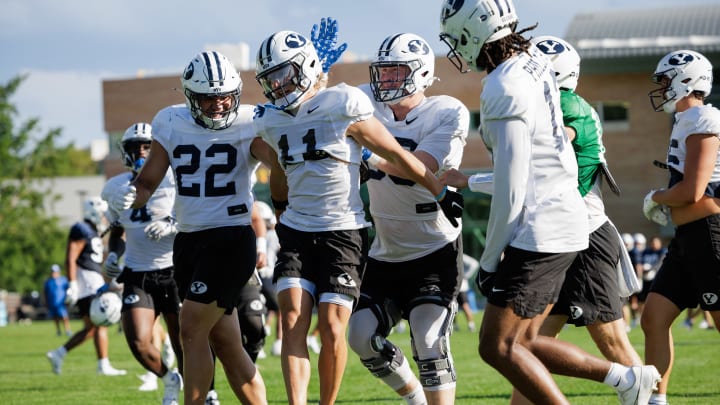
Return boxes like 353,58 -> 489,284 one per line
479,118 -> 531,273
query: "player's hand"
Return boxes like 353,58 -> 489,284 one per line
436,187 -> 464,227
144,220 -> 176,240
439,168 -> 470,189
108,185 -> 136,212
475,268 -> 496,297
103,252 -> 122,278
643,189 -> 669,226
310,17 -> 347,73
65,280 -> 78,306
258,266 -> 273,279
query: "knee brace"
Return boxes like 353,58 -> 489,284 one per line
414,335 -> 456,389
360,334 -> 405,378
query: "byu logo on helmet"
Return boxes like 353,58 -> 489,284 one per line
408,39 -> 430,55
285,33 -> 307,48
669,52 -> 694,66
535,39 -> 565,55
183,62 -> 194,80
441,0 -> 464,22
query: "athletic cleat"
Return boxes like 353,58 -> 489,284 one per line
205,389 -> 220,405
162,369 -> 183,405
46,350 -> 64,374
137,371 -> 158,391
98,364 -> 127,376
257,348 -> 267,359
617,365 -> 661,405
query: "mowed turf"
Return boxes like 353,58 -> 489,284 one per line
1,313 -> 718,404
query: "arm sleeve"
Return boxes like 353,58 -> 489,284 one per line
479,118 -> 531,273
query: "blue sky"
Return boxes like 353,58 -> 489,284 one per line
2,0 -> 716,150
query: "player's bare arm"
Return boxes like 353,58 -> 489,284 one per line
131,140 -> 170,208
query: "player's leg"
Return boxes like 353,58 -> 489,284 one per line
316,299 -> 352,405
588,319 -> 642,366
641,292 -> 680,396
180,300 -> 225,404
277,282 -> 314,405
122,306 -> 164,374
409,303 -> 457,405
210,307 -> 266,404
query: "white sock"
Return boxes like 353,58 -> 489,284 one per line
163,369 -> 179,384
56,346 -> 68,357
649,393 -> 668,405
402,384 -> 426,405
98,358 -> 111,369
603,363 -> 634,391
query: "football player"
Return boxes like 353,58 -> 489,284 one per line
347,33 -> 469,405
253,28 -> 463,405
46,197 -> 127,377
105,50 -> 281,405
438,0 -> 660,403
100,123 -> 183,404
509,35 -> 643,405
641,49 -> 720,405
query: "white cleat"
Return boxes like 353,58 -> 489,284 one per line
138,371 -> 158,391
205,389 -> 220,405
162,369 -> 183,405
617,365 -> 661,405
98,364 -> 128,376
46,350 -> 64,375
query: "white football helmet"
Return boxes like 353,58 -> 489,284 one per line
439,0 -> 519,72
532,35 -> 580,91
83,196 -> 108,226
120,122 -> 152,171
181,51 -> 242,130
256,30 -> 323,111
89,292 -> 122,327
649,49 -> 713,113
369,33 -> 437,104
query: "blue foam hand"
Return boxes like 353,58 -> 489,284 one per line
310,17 -> 347,73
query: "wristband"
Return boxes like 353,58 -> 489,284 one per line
271,198 -> 288,210
256,236 -> 267,254
435,186 -> 447,201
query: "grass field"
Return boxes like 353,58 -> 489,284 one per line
1,313 -> 718,404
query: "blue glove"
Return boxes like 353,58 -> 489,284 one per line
310,17 -> 347,73
96,283 -> 110,295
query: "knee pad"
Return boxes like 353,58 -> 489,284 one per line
240,314 -> 266,356
360,334 -> 405,378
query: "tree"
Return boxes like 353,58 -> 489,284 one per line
0,75 -> 96,293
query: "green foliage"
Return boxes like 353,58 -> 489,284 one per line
1,316 -> 718,404
0,75 -> 96,293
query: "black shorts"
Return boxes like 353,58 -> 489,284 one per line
120,268 -> 181,316
487,246 -> 578,318
173,225 -> 257,314
260,281 -> 279,312
274,223 -> 368,301
237,284 -> 267,317
77,296 -> 93,317
356,237 -> 463,322
456,290 -> 469,307
650,214 -> 720,311
551,221 -> 624,326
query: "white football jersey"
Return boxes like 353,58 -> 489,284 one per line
359,83 -> 469,261
152,104 -> 260,232
253,83 -> 372,232
666,104 -> 720,194
479,47 -> 588,272
102,169 -> 175,271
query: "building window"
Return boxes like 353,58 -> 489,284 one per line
594,101 -> 630,132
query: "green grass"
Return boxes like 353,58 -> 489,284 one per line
1,314 -> 718,404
